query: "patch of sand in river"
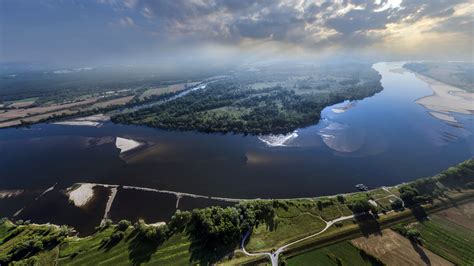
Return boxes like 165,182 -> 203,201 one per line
67,183 -> 95,207
415,74 -> 473,124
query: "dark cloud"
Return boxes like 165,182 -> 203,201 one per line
326,9 -> 390,34
394,0 -> 465,22
104,0 -> 472,51
426,14 -> 473,34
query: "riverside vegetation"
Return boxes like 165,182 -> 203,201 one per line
112,63 -> 383,134
1,159 -> 473,265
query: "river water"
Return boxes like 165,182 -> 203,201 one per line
0,62 -> 472,232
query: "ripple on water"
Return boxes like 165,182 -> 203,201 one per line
258,130 -> 298,147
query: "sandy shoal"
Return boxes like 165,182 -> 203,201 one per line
415,74 -> 473,123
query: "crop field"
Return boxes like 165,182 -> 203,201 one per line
0,98 -> 97,122
287,241 -> 381,266
351,229 -> 452,265
434,201 -> 474,230
414,212 -> 474,265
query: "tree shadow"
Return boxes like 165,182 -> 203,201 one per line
265,215 -> 277,232
125,229 -> 138,242
127,233 -> 163,265
408,205 -> 428,222
99,236 -> 122,251
188,237 -> 236,265
354,214 -> 382,237
358,249 -> 383,266
410,240 -> 432,265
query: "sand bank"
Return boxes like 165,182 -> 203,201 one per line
54,114 -> 110,127
0,190 -> 23,199
54,121 -> 101,126
115,137 -> 142,153
414,74 -> 473,123
36,183 -> 56,200
67,183 -> 95,207
332,101 -> 356,114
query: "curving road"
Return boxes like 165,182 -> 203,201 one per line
241,214 -> 358,266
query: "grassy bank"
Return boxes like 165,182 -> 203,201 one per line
1,159 -> 473,265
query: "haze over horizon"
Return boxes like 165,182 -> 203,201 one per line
1,0 -> 473,69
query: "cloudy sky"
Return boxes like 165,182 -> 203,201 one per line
1,0 -> 472,66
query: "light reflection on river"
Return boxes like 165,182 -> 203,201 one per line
0,62 -> 473,198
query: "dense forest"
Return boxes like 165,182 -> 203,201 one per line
112,63 -> 383,134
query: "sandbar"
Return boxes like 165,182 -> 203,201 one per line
414,73 -> 473,123
115,137 -> 143,153
67,183 -> 95,207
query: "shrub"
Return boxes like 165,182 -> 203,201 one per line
110,231 -> 124,242
168,210 -> 191,233
399,186 -> 419,205
336,195 -> 345,203
390,199 -> 404,210
117,220 -> 131,231
349,199 -> 371,214
406,229 -> 421,243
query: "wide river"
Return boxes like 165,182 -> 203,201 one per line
0,62 -> 473,232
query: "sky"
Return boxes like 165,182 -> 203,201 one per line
0,0 -> 473,67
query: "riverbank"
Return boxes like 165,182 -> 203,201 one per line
414,73 -> 473,124
1,159 -> 472,265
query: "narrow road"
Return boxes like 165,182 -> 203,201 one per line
241,214 -> 357,266
382,186 -> 405,208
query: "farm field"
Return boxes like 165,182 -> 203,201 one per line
434,201 -> 474,230
287,241 -> 381,266
0,98 -> 98,122
413,209 -> 474,265
351,229 -> 452,265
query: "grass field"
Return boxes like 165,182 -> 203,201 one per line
287,241 -> 381,266
57,227 -> 192,266
414,214 -> 474,265
0,220 -> 66,265
245,199 -> 354,252
246,212 -> 326,252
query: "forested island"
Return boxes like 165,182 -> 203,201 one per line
112,63 -> 383,134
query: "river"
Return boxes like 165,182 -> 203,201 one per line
0,62 -> 472,233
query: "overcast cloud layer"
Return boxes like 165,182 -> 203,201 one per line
1,0 -> 472,66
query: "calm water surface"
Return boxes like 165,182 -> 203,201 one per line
1,62 -> 473,199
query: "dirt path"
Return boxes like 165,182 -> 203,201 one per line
241,214 -> 358,266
